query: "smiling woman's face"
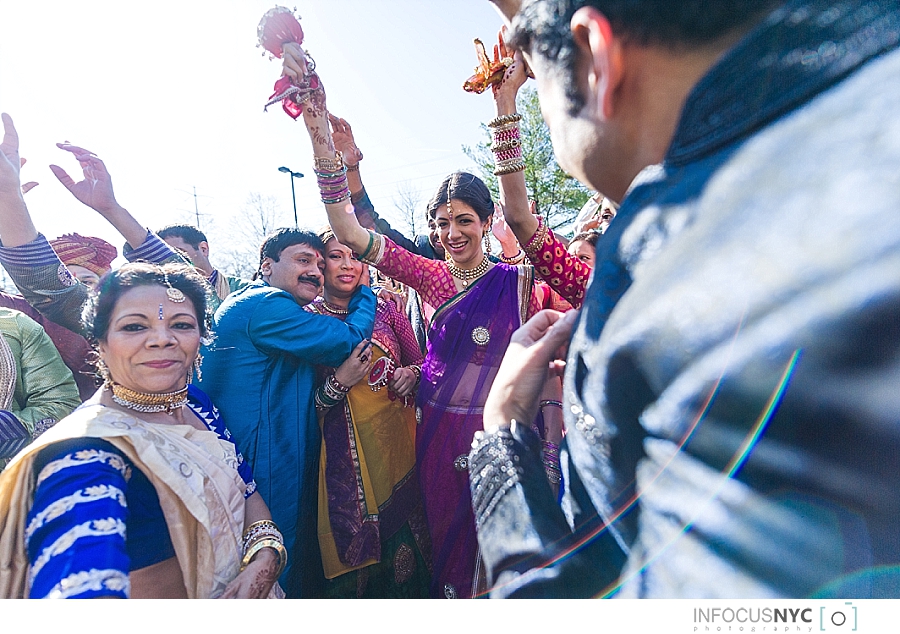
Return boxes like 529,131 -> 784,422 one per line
433,200 -> 490,267
322,238 -> 363,299
97,285 -> 200,394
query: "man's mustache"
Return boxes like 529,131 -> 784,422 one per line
297,275 -> 321,286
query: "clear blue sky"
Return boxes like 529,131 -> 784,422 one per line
0,0 -> 508,268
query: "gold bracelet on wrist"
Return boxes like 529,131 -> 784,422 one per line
488,113 -> 523,128
241,537 -> 287,578
314,152 -> 344,173
523,217 -> 549,258
498,248 -> 525,265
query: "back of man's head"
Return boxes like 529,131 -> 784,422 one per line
510,0 -> 781,110
157,224 -> 208,249
256,228 -> 325,279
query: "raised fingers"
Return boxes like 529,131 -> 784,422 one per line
1,113 -> 21,165
498,30 -> 508,59
56,142 -> 98,159
48,164 -> 77,190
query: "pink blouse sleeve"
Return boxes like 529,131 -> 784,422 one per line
361,233 -> 457,310
384,300 -> 425,367
523,219 -> 591,309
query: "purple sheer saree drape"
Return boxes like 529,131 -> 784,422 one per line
416,263 -> 532,598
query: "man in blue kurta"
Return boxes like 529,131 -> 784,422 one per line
199,228 -> 375,598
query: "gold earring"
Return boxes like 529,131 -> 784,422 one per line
483,232 -> 491,255
188,353 -> 203,384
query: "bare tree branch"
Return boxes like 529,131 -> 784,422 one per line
392,181 -> 424,237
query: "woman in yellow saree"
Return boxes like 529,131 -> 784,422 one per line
308,230 -> 431,598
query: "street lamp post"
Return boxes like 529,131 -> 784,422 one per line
278,166 -> 304,227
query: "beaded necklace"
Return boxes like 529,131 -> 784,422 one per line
446,255 -> 490,288
321,299 -> 349,315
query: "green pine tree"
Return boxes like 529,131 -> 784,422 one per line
463,86 -> 591,234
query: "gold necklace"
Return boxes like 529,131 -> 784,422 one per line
446,254 -> 490,288
109,382 -> 189,415
321,299 -> 349,315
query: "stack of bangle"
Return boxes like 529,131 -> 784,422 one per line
489,113 -> 526,176
522,215 -> 549,258
241,519 -> 287,577
315,373 -> 351,410
498,248 -> 525,265
315,152 -> 351,205
408,364 -> 423,388
540,439 -> 562,484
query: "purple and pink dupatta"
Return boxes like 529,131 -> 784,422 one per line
415,263 -> 532,598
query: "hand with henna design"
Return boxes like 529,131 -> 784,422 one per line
492,29 -> 528,115
219,549 -> 279,599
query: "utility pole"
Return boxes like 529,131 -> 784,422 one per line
193,186 -> 201,227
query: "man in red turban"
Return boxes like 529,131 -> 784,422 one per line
48,233 -> 117,289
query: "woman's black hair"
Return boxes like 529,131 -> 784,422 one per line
570,231 -> 601,249
84,262 -> 212,343
426,172 -> 494,223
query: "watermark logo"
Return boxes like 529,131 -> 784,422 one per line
820,603 -> 857,632
692,602 -> 860,632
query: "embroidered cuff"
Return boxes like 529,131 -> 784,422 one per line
124,231 -> 177,264
469,427 -> 522,529
0,234 -> 62,268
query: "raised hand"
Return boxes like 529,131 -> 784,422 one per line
281,41 -> 308,84
492,203 -> 518,251
492,29 -> 528,109
50,144 -> 122,216
0,114 -> 40,246
483,309 -> 578,430
328,114 -> 363,166
0,113 -> 24,198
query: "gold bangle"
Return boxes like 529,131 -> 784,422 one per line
314,152 -> 344,173
487,113 -> 523,128
491,138 -> 521,153
242,519 -> 277,540
523,217 -> 549,258
498,248 -> 525,265
241,537 -> 287,577
493,160 -> 527,176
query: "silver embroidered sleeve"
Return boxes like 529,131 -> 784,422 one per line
469,428 -> 521,529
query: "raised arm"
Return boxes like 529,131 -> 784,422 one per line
330,114 -> 434,258
0,113 -> 39,247
281,44 -> 369,255
489,36 -> 540,245
50,144 -> 158,251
